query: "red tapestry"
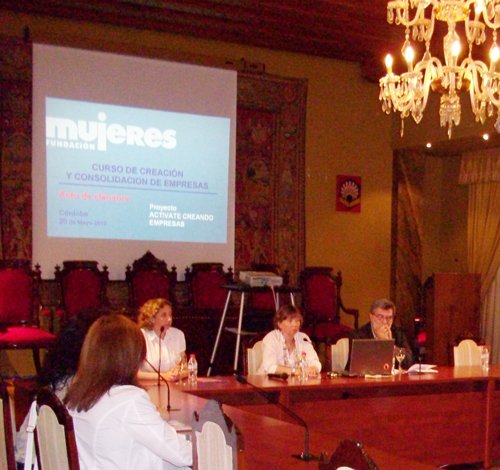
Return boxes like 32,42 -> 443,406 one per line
235,108 -> 275,265
0,37 -> 32,259
236,74 -> 306,283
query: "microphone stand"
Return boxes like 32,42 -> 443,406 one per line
148,326 -> 179,412
235,374 -> 318,461
158,326 -> 164,387
146,359 -> 179,412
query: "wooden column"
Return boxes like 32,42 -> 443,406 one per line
424,272 -> 481,365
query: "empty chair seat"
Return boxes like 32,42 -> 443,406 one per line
0,260 -> 56,374
300,266 -> 359,345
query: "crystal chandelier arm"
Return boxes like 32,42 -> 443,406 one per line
480,68 -> 500,109
416,57 -> 440,110
465,15 -> 487,44
388,0 -> 429,28
478,0 -> 500,30
413,6 -> 436,44
380,72 -> 419,117
463,58 -> 490,119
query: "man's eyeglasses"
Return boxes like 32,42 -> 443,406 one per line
371,313 -> 394,322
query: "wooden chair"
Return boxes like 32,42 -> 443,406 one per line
35,386 -> 80,470
243,337 -> 264,375
185,263 -> 234,319
0,260 -> 56,374
319,439 -> 378,470
191,399 -> 242,470
330,337 -> 349,372
0,380 -> 16,470
55,260 -> 109,321
300,266 -> 359,345
125,251 -> 177,311
453,339 -> 482,366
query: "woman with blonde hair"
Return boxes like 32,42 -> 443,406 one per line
65,314 -> 192,470
138,298 -> 187,381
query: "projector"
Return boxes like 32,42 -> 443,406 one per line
239,271 -> 283,287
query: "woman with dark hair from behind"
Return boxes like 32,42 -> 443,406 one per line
15,309 -> 101,469
38,309 -> 103,392
64,314 -> 192,470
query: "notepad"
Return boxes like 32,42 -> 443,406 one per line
407,364 -> 438,373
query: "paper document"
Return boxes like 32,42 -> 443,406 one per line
364,374 -> 393,379
196,377 -> 229,383
168,420 -> 192,432
407,364 -> 438,373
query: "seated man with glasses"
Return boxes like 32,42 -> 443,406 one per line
349,298 -> 414,369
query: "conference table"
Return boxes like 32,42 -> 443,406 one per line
144,380 -> 438,469
143,365 -> 500,469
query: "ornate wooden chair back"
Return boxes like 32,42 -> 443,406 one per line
35,386 -> 80,470
192,399 -> 242,470
55,260 -> 108,320
125,251 -> 177,310
0,380 -> 16,470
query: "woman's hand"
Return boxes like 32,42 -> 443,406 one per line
163,368 -> 179,382
307,366 -> 320,377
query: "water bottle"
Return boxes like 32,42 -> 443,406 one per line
187,353 -> 198,384
480,345 -> 490,371
300,352 -> 308,382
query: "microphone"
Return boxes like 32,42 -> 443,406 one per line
146,358 -> 179,412
235,374 -> 318,461
267,373 -> 289,380
158,326 -> 165,387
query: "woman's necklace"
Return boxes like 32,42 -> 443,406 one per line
285,337 -> 295,352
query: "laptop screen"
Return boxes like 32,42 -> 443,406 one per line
349,339 -> 395,376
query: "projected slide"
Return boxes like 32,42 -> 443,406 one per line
46,97 -> 230,243
33,43 -> 236,279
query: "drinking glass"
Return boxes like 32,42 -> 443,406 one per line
176,352 -> 187,375
480,345 -> 490,371
395,347 -> 406,373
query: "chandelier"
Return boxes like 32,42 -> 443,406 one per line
379,0 -> 500,138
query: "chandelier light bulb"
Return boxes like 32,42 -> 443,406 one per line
404,45 -> 415,64
490,45 -> 500,63
451,40 -> 461,57
385,54 -> 394,73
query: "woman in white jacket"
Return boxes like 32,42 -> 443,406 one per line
258,304 -> 322,376
138,298 -> 187,382
65,314 -> 192,470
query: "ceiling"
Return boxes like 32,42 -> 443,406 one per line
3,0 -> 403,82
5,0 -> 500,149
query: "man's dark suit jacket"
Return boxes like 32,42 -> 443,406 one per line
348,322 -> 414,370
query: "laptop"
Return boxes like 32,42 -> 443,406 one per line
346,339 -> 395,377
